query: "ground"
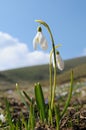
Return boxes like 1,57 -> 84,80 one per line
0,79 -> 86,130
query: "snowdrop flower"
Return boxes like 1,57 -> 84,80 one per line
53,51 -> 64,71
0,114 -> 5,123
33,26 -> 48,50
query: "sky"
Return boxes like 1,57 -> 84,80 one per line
0,0 -> 86,71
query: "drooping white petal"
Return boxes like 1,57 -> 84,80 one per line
40,37 -> 48,50
56,53 -> 64,71
33,32 -> 40,50
38,32 -> 48,50
52,55 -> 55,68
52,52 -> 64,71
33,31 -> 48,50
33,39 -> 38,50
38,32 -> 43,43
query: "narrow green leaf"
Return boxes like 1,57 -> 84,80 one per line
61,70 -> 73,119
35,83 -> 46,121
21,116 -> 28,130
23,91 -> 32,103
28,103 -> 35,130
16,83 -> 29,110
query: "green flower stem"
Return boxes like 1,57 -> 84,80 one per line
54,105 -> 60,130
49,63 -> 53,101
61,70 -> 73,119
35,20 -> 56,110
48,106 -> 53,125
49,44 -> 61,103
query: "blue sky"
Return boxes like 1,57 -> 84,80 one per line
0,0 -> 86,70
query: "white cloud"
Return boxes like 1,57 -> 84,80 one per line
0,32 -> 49,71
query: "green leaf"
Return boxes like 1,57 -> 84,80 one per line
16,83 -> 29,110
23,91 -> 33,104
28,103 -> 35,130
35,83 -> 46,122
61,70 -> 73,119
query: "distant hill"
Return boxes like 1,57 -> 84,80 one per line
0,56 -> 86,90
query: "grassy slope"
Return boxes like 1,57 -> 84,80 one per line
0,56 -> 86,89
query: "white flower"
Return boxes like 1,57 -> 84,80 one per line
0,114 -> 5,123
56,51 -> 64,70
33,27 -> 48,50
53,51 -> 64,71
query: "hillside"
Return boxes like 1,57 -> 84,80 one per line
0,56 -> 86,90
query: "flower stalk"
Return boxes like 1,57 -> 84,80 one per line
35,20 -> 57,110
